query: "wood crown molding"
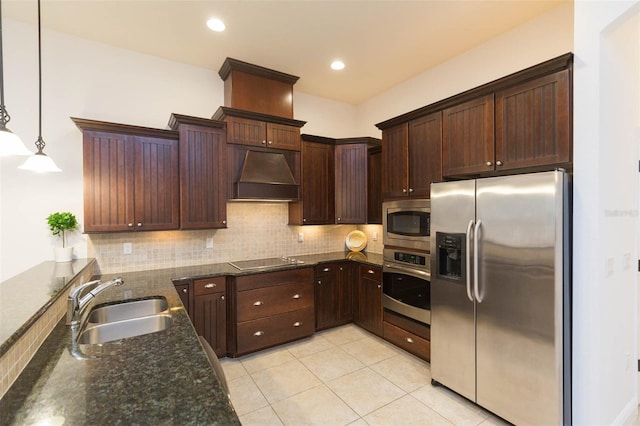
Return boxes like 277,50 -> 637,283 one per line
301,133 -> 382,148
71,117 -> 178,139
212,106 -> 306,128
376,52 -> 573,130
218,57 -> 300,85
168,113 -> 226,130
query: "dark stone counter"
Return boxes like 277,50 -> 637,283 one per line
0,251 -> 382,425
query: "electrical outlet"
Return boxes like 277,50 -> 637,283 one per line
623,253 -> 631,270
123,290 -> 133,300
123,242 -> 132,255
206,237 -> 214,249
606,257 -> 614,276
298,232 -> 304,243
373,231 -> 378,241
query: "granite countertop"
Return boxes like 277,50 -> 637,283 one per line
0,250 -> 382,425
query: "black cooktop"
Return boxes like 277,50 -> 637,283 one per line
228,257 -> 304,271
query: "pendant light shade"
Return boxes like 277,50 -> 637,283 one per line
0,0 -> 31,157
18,0 -> 61,172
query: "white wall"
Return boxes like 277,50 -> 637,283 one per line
355,2 -> 574,137
0,19 -> 362,281
572,1 -> 640,424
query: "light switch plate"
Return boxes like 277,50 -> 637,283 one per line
298,232 -> 304,243
123,242 -> 132,255
206,237 -> 214,249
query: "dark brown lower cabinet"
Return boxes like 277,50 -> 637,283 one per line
315,262 -> 354,330
355,265 -> 383,337
193,277 -> 227,357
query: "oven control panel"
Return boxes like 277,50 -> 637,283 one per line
393,251 -> 427,266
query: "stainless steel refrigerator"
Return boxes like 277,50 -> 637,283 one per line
430,170 -> 571,425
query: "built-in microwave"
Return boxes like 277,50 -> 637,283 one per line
383,199 -> 430,251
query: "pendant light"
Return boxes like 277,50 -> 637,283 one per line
0,0 -> 31,157
19,0 -> 60,172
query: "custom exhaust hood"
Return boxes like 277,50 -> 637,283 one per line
233,150 -> 299,202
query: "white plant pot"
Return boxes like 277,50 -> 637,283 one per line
54,247 -> 73,263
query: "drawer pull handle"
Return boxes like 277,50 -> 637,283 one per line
323,267 -> 330,272
253,331 -> 264,337
292,294 -> 301,299
204,283 -> 216,289
406,337 -> 414,344
368,270 -> 375,274
293,322 -> 302,327
253,301 -> 264,306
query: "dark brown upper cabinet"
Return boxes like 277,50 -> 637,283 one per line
73,118 -> 180,233
377,53 -> 573,180
168,114 -> 228,229
442,94 -> 495,177
212,107 -> 305,152
495,69 -> 571,171
289,136 -> 335,225
382,111 -> 442,200
218,57 -> 299,119
335,142 -> 368,224
367,145 -> 382,224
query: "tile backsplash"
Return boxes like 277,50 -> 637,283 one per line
89,203 -> 383,274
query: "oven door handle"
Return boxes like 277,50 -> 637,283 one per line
383,263 -> 430,281
465,219 -> 474,302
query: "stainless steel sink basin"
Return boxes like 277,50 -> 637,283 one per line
77,313 -> 172,345
87,297 -> 169,324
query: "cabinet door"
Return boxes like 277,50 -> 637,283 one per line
194,292 -> 227,357
266,123 -> 301,151
382,123 -> 409,199
495,70 -> 571,170
335,144 -> 367,224
337,262 -> 355,324
174,282 -> 193,322
179,124 -> 227,229
315,264 -> 339,330
357,266 -> 383,336
367,148 -> 382,224
296,141 -> 335,225
442,94 -> 495,177
133,136 -> 180,231
226,116 -> 266,147
83,131 -> 135,232
409,112 -> 442,198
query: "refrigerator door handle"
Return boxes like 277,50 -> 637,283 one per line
473,219 -> 483,303
465,219 -> 474,302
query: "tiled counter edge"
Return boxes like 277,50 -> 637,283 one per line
0,260 -> 97,399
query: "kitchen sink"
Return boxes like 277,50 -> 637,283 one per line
76,296 -> 172,345
87,297 -> 169,324
77,313 -> 172,345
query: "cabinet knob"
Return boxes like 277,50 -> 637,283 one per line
323,267 -> 330,272
127,223 -> 133,228
377,284 -> 382,289
222,220 -> 226,225
137,222 -> 142,227
402,189 -> 407,193
220,295 -> 225,300
496,160 -> 503,166
292,294 -> 301,299
368,269 -> 375,274
406,337 -> 414,344
303,218 -> 307,222
337,217 -> 341,222
267,141 -> 273,145
293,322 -> 302,327
253,301 -> 264,306
409,188 -> 414,193
182,288 -> 188,294
317,280 -> 322,285
486,161 -> 493,167
204,283 -> 216,289
253,331 -> 264,337
262,140 -> 266,145
339,267 -> 343,271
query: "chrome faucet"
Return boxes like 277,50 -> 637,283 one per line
67,277 -> 124,326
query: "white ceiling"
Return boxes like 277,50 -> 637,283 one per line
4,0 -> 569,105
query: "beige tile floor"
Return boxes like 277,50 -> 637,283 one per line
220,324 -> 512,426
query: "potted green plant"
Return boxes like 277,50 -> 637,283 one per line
47,211 -> 79,262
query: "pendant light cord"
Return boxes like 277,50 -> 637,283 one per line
0,0 -> 10,127
35,0 -> 44,152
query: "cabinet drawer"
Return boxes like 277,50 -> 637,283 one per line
235,267 -> 313,291
236,281 -> 313,322
237,308 -> 314,355
194,277 -> 226,296
359,264 -> 382,281
383,321 -> 430,362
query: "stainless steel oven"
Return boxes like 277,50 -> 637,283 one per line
383,199 -> 430,251
382,247 -> 431,325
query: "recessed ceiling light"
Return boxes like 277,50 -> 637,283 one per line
206,18 -> 226,32
331,60 -> 345,71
